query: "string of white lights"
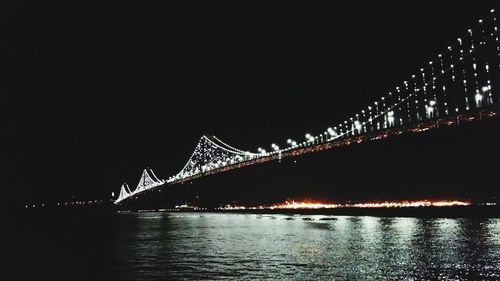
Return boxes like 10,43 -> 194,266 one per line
124,183 -> 132,194
170,135 -> 257,182
204,136 -> 254,156
211,135 -> 258,156
299,12 -> 499,145
316,9 -> 499,142
174,137 -> 207,178
148,168 -> 164,183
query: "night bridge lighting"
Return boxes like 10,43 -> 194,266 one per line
115,9 -> 500,205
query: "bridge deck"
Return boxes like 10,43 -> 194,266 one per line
118,107 -> 498,204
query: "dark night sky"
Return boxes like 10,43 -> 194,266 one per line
2,1 -> 500,207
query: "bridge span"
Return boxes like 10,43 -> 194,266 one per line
116,9 -> 500,205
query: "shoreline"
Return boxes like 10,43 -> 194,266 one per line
118,205 -> 500,218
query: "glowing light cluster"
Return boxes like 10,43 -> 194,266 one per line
217,205 -> 248,210
169,135 -> 259,182
350,200 -> 470,208
115,168 -> 165,204
270,201 -> 341,209
269,200 -> 471,209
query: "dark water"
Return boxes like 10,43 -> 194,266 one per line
3,212 -> 500,280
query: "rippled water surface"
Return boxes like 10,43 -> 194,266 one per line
4,213 -> 500,280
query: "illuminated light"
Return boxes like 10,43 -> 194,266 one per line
429,100 -> 436,106
327,127 -> 336,136
475,92 -> 483,107
387,111 -> 395,126
354,120 -> 362,131
426,105 -> 434,116
287,139 -> 292,144
271,143 -> 280,151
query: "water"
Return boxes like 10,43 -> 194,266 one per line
3,212 -> 500,280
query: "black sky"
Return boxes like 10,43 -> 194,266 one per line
2,1 -> 500,208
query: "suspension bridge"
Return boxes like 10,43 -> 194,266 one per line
115,9 -> 500,205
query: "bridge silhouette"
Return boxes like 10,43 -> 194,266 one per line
115,9 -> 500,205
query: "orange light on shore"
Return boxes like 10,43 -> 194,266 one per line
270,201 -> 341,209
269,200 -> 470,209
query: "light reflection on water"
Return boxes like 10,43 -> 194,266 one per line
111,213 -> 500,280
